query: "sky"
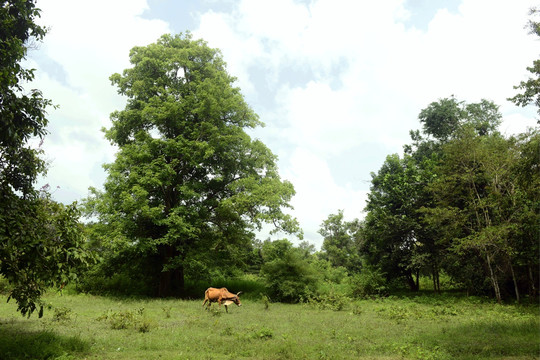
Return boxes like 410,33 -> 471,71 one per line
28,0 -> 538,249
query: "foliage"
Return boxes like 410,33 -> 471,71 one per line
362,97 -> 539,302
304,286 -> 349,311
349,266 -> 388,298
52,306 -> 73,322
311,258 -> 349,284
0,190 -> 92,317
0,0 -> 50,197
97,307 -> 155,332
508,7 -> 540,122
363,153 -> 426,290
0,0 -> 92,318
318,210 -> 362,273
84,32 -> 301,297
260,239 -> 319,302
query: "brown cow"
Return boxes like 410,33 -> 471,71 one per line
202,287 -> 242,313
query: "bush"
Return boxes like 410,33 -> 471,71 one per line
52,306 -> 73,322
305,287 -> 349,311
349,266 -> 388,298
97,308 -> 155,332
312,260 -> 349,284
261,244 -> 319,303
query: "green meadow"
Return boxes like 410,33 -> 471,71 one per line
0,290 -> 538,360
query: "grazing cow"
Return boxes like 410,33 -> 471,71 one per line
202,287 -> 242,313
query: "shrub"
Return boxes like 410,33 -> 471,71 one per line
52,306 -> 73,322
305,287 -> 349,311
97,308 -> 154,332
311,260 -> 349,284
349,266 -> 388,298
261,247 -> 319,302
252,327 -> 273,340
260,293 -> 270,310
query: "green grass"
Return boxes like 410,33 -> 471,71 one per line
0,291 -> 538,359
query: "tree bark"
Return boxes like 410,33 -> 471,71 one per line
528,264 -> 537,298
432,264 -> 441,293
406,272 -> 419,291
509,260 -> 520,303
486,252 -> 501,303
158,244 -> 184,297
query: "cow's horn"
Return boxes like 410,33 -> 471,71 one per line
237,291 -> 242,295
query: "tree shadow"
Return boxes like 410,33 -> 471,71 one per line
0,320 -> 89,360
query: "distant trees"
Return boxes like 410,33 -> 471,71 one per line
84,33 -> 301,297
360,97 -> 539,302
318,210 -> 361,273
0,0 -> 91,317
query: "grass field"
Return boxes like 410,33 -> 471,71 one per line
0,291 -> 538,360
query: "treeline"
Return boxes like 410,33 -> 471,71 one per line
2,1 -> 539,318
76,31 -> 540,304
350,97 -> 538,303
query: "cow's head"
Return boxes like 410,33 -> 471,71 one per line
233,291 -> 242,307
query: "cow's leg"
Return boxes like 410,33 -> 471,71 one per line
225,304 -> 228,313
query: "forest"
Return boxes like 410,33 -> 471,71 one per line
1,0 -> 539,322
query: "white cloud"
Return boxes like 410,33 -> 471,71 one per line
25,0 -> 538,248
192,0 -> 538,247
282,148 -> 368,243
30,0 -> 170,202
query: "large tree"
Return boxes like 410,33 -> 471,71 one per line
363,154 -> 425,291
0,0 -> 91,317
86,33 -> 301,297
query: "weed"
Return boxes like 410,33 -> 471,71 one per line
162,306 -> 172,318
221,326 -> 234,336
52,306 -> 73,322
137,318 -> 156,333
260,293 -> 270,310
351,303 -> 363,315
252,327 -> 273,340
97,308 -> 154,332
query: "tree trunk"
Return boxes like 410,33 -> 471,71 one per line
486,252 -> 501,303
406,272 -> 419,291
527,264 -> 537,298
509,260 -> 520,304
432,264 -> 441,294
158,244 -> 184,297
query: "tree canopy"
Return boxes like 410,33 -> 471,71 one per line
361,97 -> 539,301
85,33 -> 301,297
